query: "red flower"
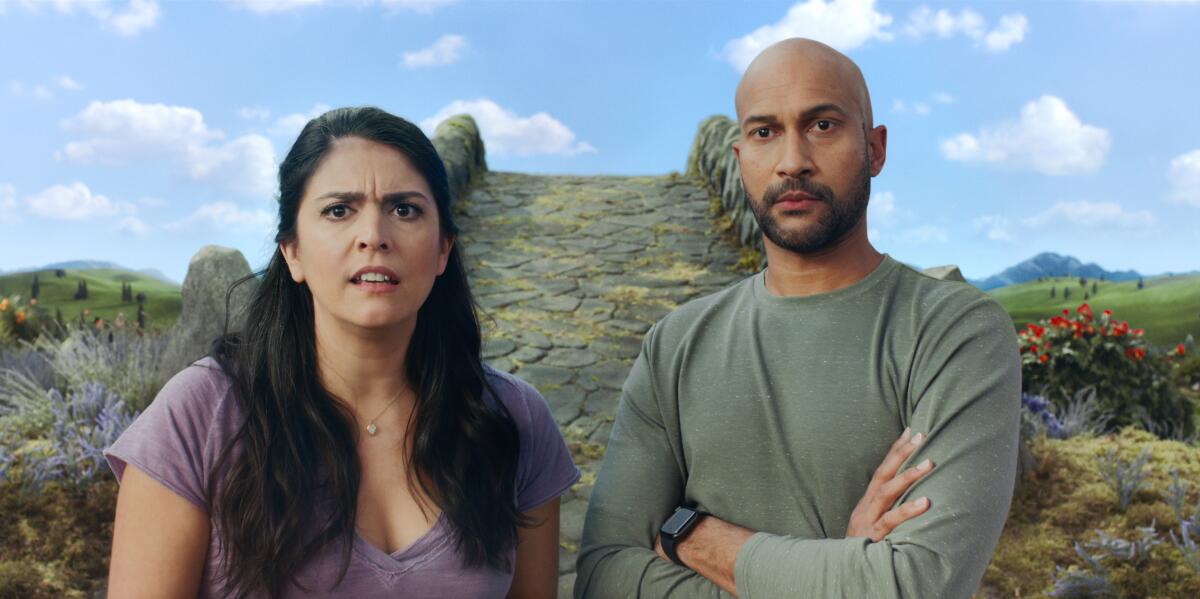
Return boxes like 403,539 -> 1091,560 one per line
1038,354 -> 1049,364
1062,309 -> 1070,317
1077,303 -> 1092,322
1102,309 -> 1113,317
1125,347 -> 1146,361
15,310 -> 25,325
1030,344 -> 1039,354
1133,329 -> 1144,336
1177,344 -> 1187,357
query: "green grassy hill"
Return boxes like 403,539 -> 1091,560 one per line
989,274 -> 1200,347
0,269 -> 181,331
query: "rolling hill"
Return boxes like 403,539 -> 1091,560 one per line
969,252 -> 1142,291
989,274 -> 1200,347
0,268 -> 182,331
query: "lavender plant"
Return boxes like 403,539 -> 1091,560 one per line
1047,542 -> 1119,598
32,329 -> 171,412
1022,389 -> 1111,440
1097,446 -> 1152,512
1168,469 -> 1200,524
1085,523 -> 1163,566
19,382 -> 137,490
1170,520 -> 1200,575
0,345 -> 55,390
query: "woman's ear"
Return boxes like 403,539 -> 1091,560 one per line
437,234 -> 454,276
279,241 -> 305,283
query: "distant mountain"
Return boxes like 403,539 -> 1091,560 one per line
970,252 -> 1142,291
5,260 -> 178,285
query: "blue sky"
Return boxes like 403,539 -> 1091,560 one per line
1,0 -> 1198,283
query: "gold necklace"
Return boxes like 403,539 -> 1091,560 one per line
366,382 -> 408,437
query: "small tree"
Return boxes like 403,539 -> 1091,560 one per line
1092,281 -> 1098,295
1080,276 -> 1087,287
54,269 -> 66,278
1051,286 -> 1057,299
1065,287 -> 1072,300
30,274 -> 39,299
1137,277 -> 1145,290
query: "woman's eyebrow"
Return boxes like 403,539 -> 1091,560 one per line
313,190 -> 431,204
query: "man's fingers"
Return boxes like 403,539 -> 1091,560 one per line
873,497 -> 932,540
870,430 -> 924,490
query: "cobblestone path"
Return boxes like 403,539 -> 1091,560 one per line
455,171 -> 747,595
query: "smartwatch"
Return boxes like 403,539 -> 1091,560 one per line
659,506 -> 707,568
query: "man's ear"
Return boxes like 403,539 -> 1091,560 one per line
437,234 -> 454,276
868,125 -> 887,177
279,240 -> 305,283
731,140 -> 741,161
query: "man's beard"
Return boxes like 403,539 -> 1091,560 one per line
745,155 -> 872,255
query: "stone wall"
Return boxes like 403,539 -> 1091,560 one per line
431,114 -> 487,204
685,115 -> 764,256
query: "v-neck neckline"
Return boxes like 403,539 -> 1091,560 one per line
352,512 -> 452,575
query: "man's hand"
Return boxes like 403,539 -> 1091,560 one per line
846,428 -> 933,541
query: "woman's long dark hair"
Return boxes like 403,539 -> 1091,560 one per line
208,107 -> 523,598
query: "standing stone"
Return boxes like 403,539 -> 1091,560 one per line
162,245 -> 259,375
431,114 -> 487,204
922,265 -> 966,282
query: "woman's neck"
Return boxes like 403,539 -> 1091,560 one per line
313,310 -> 415,410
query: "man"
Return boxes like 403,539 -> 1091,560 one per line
575,38 -> 1019,598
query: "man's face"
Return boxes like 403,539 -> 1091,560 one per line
733,54 -> 884,255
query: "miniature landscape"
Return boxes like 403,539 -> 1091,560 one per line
1,117 -> 1198,598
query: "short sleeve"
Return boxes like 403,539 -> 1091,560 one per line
488,369 -> 581,512
104,358 -> 235,512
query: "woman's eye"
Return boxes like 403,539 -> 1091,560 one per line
395,204 -> 417,218
323,204 -> 349,219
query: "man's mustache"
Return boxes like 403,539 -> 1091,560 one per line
762,179 -> 835,206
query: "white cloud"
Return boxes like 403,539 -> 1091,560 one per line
58,99 -> 278,198
9,81 -> 53,100
166,201 -> 276,233
24,0 -> 160,36
402,34 -> 467,69
56,75 -> 83,91
891,99 -> 906,114
867,190 -> 899,226
24,182 -> 117,220
898,225 -> 948,243
270,103 -> 331,140
118,215 -> 148,235
1167,149 -> 1200,207
913,102 -> 930,116
940,95 -> 1110,176
984,14 -> 1029,52
972,214 -> 1012,241
421,99 -> 596,157
722,0 -> 894,71
138,196 -> 166,207
238,106 -> 271,120
904,7 -> 1028,53
0,183 -> 18,223
932,91 -> 957,104
1022,201 -> 1155,230
226,0 -> 455,14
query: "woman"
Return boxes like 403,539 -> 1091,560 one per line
105,107 -> 578,598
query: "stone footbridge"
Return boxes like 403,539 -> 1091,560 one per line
455,171 -> 746,595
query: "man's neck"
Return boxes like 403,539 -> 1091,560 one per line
761,227 -> 884,297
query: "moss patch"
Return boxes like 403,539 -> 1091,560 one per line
983,428 -> 1200,597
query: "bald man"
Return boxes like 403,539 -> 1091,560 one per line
575,39 -> 1019,598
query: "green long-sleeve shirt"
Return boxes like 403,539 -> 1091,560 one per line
575,256 -> 1020,599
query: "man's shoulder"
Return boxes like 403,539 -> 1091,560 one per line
649,273 -> 757,341
890,262 -> 1016,341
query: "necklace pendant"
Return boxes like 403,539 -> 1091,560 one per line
367,422 -> 378,436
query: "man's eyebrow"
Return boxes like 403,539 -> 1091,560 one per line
313,190 -> 431,203
741,114 -> 780,129
800,103 -> 851,122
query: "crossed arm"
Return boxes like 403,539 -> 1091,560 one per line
574,301 -> 1021,599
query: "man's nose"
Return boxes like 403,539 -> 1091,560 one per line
776,132 -> 817,179
355,207 -> 391,251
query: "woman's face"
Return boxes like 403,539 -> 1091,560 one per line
281,136 -> 452,336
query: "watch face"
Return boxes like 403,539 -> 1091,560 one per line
661,507 -> 698,536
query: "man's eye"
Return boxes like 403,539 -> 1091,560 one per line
813,120 -> 835,132
753,127 -> 772,138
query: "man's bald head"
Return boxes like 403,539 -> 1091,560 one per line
735,38 -> 873,129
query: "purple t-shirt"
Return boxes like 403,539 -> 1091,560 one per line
105,357 -> 580,598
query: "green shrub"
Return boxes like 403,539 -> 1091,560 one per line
1019,303 -> 1195,439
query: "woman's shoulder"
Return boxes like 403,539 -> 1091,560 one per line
480,364 -> 545,423
151,356 -> 241,425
